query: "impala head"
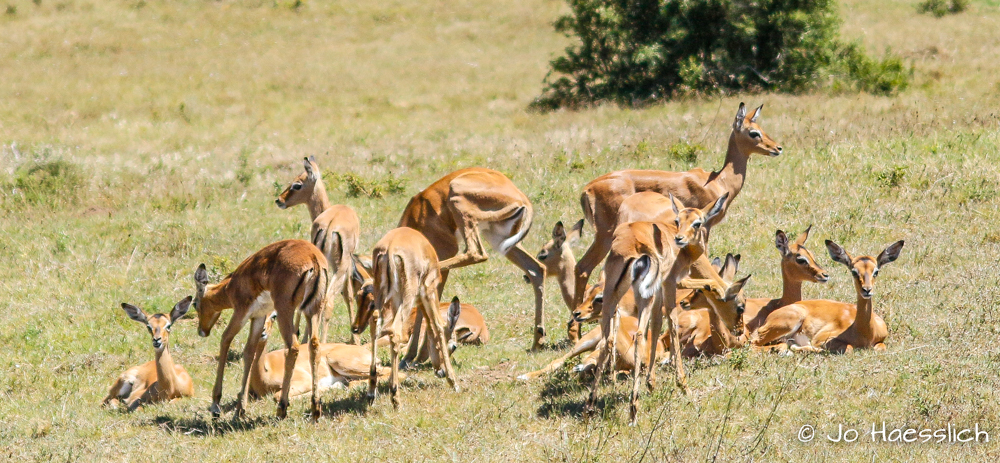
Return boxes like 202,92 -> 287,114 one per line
572,279 -> 605,322
688,254 -> 751,337
775,226 -> 829,284
732,102 -> 782,157
669,192 -> 728,248
826,239 -> 904,300
193,263 -> 221,337
121,296 -> 192,352
275,156 -> 320,209
350,257 -> 376,335
536,219 -> 583,275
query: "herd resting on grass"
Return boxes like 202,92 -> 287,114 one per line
102,103 -> 905,424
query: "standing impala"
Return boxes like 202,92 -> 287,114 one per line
103,297 -> 194,411
585,193 -> 728,423
351,227 -> 459,410
573,103 -> 781,308
193,239 -> 329,421
751,240 -> 904,353
277,156 -> 361,344
398,167 -> 547,349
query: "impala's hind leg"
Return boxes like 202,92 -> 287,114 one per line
751,307 -> 805,350
504,244 -> 546,350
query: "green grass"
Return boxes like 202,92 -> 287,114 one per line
2,0 -> 1000,460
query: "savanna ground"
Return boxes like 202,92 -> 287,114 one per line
1,0 -> 1000,460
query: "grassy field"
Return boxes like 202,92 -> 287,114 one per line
2,0 -> 1000,460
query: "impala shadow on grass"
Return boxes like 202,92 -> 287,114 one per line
536,367 -> 625,418
150,414 -> 271,437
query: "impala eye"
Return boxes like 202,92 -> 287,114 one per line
873,269 -> 880,277
692,222 -> 702,230
851,269 -> 859,277
593,295 -> 603,305
291,183 -> 303,191
749,130 -> 761,139
796,257 -> 808,265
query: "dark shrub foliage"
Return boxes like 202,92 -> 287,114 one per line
917,0 -> 968,18
534,0 -> 911,109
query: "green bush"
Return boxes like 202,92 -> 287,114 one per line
918,0 -> 968,17
534,0 -> 911,109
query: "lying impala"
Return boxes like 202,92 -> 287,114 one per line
399,168 -> 547,349
193,239 -> 329,421
585,193 -> 728,423
535,219 -> 584,340
351,227 -> 459,410
573,103 -> 781,309
103,297 -> 194,411
277,156 -> 361,344
750,240 -> 904,353
743,226 -> 829,347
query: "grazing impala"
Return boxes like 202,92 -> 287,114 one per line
585,193 -> 728,423
744,227 -> 829,341
536,219 -> 584,341
103,297 -> 194,411
751,240 -> 904,353
398,167 -> 547,349
193,239 -> 329,421
249,312 -> 393,402
351,227 -> 459,410
276,156 -> 361,344
573,103 -> 781,308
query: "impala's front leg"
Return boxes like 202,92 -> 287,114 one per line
276,312 -> 299,420
367,309 -> 380,405
584,295 -> 618,416
211,315 -> 246,418
504,244 -> 546,350
421,292 -> 458,391
630,302 -> 652,425
236,316 -> 267,419
342,277 -> 360,345
306,313 -> 322,422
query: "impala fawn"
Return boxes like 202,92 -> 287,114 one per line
103,297 -> 194,411
751,240 -> 904,353
277,156 -> 362,344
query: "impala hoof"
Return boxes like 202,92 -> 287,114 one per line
209,403 -> 222,419
435,369 -> 446,378
366,393 -> 376,406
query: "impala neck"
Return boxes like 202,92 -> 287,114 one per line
779,266 -> 804,306
713,133 -> 749,200
203,280 -> 233,313
307,178 -> 332,220
706,304 -> 744,349
154,345 -> 178,396
556,252 -> 577,310
854,292 -> 875,345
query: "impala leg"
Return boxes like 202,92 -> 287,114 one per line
306,313 -> 322,422
210,314 -> 247,418
503,244 -> 546,350
421,290 -> 458,391
276,313 -> 299,420
389,335 -> 401,411
584,300 -> 617,416
402,309 -> 425,368
236,316 -> 267,419
517,326 -> 603,380
342,276 -> 360,345
630,303 -> 652,425
367,309 -> 380,405
648,297 -> 666,391
438,217 -> 489,270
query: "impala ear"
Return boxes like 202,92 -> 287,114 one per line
170,296 -> 193,323
721,253 -> 739,281
303,157 -> 317,180
733,102 -> 747,131
825,240 -> 853,267
727,275 -> 752,301
710,256 -> 722,271
568,219 -> 585,243
704,193 -> 728,222
351,258 -> 365,285
775,229 -> 790,256
194,263 -> 209,286
551,221 -> 566,246
750,104 -> 763,123
669,193 -> 683,217
446,297 -> 462,333
121,303 -> 148,325
877,240 -> 905,268
794,225 -> 812,247
651,223 -> 666,255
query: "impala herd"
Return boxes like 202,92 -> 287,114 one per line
103,103 -> 904,425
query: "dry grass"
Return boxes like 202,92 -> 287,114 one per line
1,0 -> 1000,460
